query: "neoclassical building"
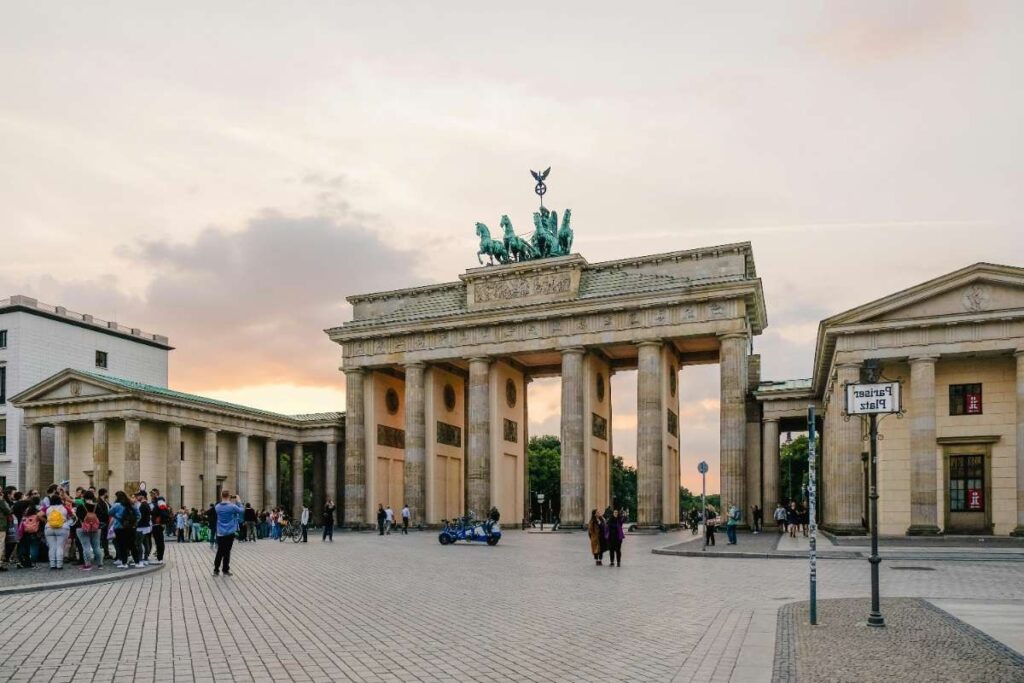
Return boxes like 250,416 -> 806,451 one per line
12,369 -> 342,515
757,263 -> 1024,536
9,248 -> 1024,537
328,244 -> 766,528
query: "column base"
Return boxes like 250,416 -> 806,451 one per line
820,523 -> 866,536
1010,526 -> 1024,537
906,525 -> 942,536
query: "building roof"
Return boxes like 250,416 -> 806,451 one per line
0,295 -> 172,349
24,370 -> 344,426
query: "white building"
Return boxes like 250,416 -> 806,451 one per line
0,295 -> 170,489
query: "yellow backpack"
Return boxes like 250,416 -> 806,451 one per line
47,506 -> 65,529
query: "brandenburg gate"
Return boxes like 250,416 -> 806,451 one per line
328,233 -> 767,529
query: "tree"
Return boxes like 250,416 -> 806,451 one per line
610,456 -> 637,520
527,435 -> 561,521
780,435 -> 817,504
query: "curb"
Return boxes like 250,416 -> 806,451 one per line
651,548 -> 1024,562
0,562 -> 164,596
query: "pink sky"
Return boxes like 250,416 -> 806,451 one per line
3,2 -> 1022,493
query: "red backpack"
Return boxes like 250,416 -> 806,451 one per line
81,507 -> 100,533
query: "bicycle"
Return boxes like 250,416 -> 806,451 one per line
278,520 -> 303,543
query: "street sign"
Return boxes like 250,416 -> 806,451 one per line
698,461 -> 708,474
845,382 -> 901,415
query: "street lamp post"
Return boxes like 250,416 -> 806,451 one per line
537,493 -> 545,531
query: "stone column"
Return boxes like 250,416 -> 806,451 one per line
203,429 -> 218,506
719,333 -> 748,521
264,439 -> 278,509
92,421 -> 108,491
236,433 -> 250,502
325,441 -> 338,511
560,347 -> 586,527
1012,351 -> 1024,536
124,418 -> 141,493
762,418 -> 780,509
166,424 -> 182,511
292,442 -> 305,518
312,447 -> 325,517
828,362 -> 865,534
908,355 -> 941,535
344,369 -> 366,527
25,424 -> 42,491
466,357 -> 491,516
53,423 -> 69,486
636,341 -> 664,527
403,362 -> 426,524
523,376 -> 532,527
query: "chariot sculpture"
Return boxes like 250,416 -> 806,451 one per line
475,167 -> 575,266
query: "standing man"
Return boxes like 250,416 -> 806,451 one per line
773,503 -> 787,534
322,500 -> 336,542
726,504 -> 740,545
213,490 -> 244,576
376,504 -> 386,536
300,505 -> 310,543
384,506 -> 394,535
751,505 -> 762,534
243,503 -> 258,542
401,504 -> 410,535
135,491 -> 152,567
148,489 -> 167,564
97,489 -> 111,561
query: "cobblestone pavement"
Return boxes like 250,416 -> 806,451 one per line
0,551 -> 164,594
0,531 -> 1022,683
774,598 -> 1024,682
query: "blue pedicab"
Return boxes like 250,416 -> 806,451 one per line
438,509 -> 502,546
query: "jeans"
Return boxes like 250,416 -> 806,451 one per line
322,523 -> 333,541
45,527 -> 70,567
301,524 -> 308,542
177,527 -> 186,542
151,525 -> 165,560
726,525 -> 737,544
191,522 -> 201,541
214,535 -> 235,573
77,529 -> 102,566
19,534 -> 35,566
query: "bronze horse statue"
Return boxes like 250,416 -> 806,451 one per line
501,215 -> 536,262
476,223 -> 509,265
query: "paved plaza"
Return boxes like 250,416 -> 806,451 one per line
0,531 -> 1022,683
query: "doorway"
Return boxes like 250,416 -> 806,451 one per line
944,448 -> 991,534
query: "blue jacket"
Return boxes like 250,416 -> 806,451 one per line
214,502 -> 245,537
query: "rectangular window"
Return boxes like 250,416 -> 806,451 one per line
95,350 -> 108,369
0,329 -> 7,348
949,383 -> 982,415
216,445 -> 219,464
180,485 -> 185,506
0,435 -> 5,454
180,441 -> 185,461
0,366 -> 5,403
949,454 -> 984,512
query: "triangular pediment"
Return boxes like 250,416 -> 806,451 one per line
10,369 -> 129,405
825,263 -> 1024,327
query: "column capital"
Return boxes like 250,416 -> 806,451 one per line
909,354 -> 940,365
467,355 -> 491,364
1013,348 -> 1024,358
762,416 -> 780,424
718,332 -> 748,342
404,361 -> 426,370
836,360 -> 862,370
344,366 -> 366,375
634,339 -> 663,349
560,346 -> 586,356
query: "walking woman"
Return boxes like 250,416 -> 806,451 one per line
606,508 -> 625,567
704,505 -> 718,546
587,509 -> 606,565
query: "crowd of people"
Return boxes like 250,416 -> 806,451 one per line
0,484 -> 170,571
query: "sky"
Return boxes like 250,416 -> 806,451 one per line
2,2 -> 1022,493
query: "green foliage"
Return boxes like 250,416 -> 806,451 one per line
779,435 -> 818,504
610,456 -> 637,519
528,435 -> 561,518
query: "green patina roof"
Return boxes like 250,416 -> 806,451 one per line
756,378 -> 813,394
78,371 -> 342,424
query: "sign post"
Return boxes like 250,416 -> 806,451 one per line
845,374 -> 901,628
807,406 -> 817,626
698,461 -> 708,551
